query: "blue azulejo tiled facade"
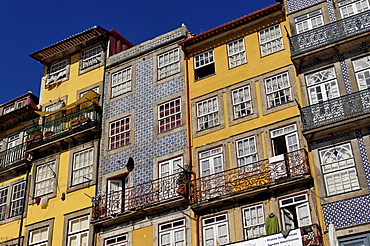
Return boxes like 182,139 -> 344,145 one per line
98,26 -> 189,192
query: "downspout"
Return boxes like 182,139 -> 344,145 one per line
17,162 -> 31,246
181,42 -> 199,246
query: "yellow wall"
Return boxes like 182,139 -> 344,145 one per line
132,226 -> 154,246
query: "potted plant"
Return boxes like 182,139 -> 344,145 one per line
176,165 -> 190,196
44,131 -> 54,137
70,120 -> 80,127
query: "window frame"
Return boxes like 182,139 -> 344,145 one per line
279,193 -> 312,230
158,218 -> 186,246
157,48 -> 181,80
109,116 -> 131,150
227,38 -> 247,69
79,45 -> 104,74
62,208 -> 92,246
294,9 -> 324,34
111,67 -> 132,98
258,24 -> 284,57
158,97 -> 182,134
339,0 -> 370,18
66,215 -> 90,246
194,49 -> 215,80
242,204 -> 265,240
264,72 -> 292,108
104,234 -> 128,246
236,135 -> 258,166
0,179 -> 26,224
159,156 -> 183,178
25,218 -> 54,246
34,161 -> 57,198
196,96 -> 219,131
352,54 -> 370,90
202,213 -> 229,246
46,59 -> 69,88
231,85 -> 253,119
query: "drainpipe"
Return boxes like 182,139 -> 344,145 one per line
17,162 -> 31,246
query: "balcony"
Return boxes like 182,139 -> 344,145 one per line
289,10 -> 370,56
0,143 -> 26,169
190,149 -> 310,205
92,173 -> 187,223
26,101 -> 101,153
301,89 -> 370,132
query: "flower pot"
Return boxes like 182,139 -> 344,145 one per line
34,134 -> 43,140
79,117 -> 91,124
26,137 -> 34,143
44,131 -> 53,137
71,120 -> 80,126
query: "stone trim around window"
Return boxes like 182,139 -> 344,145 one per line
25,218 -> 54,246
78,44 -> 106,75
62,207 -> 93,246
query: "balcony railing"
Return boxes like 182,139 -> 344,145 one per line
0,143 -> 26,169
27,101 -> 101,142
92,173 -> 185,221
290,10 -> 370,56
190,149 -> 309,204
301,89 -> 370,131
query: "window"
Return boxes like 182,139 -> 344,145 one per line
305,67 -> 340,105
105,234 -> 127,246
159,156 -> 183,178
79,87 -> 100,99
232,85 -> 252,119
3,105 -> 14,115
339,0 -> 369,18
202,214 -> 229,246
29,227 -> 49,246
200,147 -> 223,178
295,9 -> 324,34
106,177 -> 126,215
243,204 -> 265,239
111,67 -> 132,98
159,219 -> 185,246
34,161 -> 56,197
16,100 -> 25,109
319,143 -> 360,196
109,116 -> 130,150
47,59 -> 68,87
197,97 -> 219,131
158,48 -> 180,80
265,72 -> 292,108
81,45 -> 103,70
352,55 -> 370,90
67,215 -> 89,246
0,187 -> 8,220
44,100 -> 65,112
271,124 -> 299,156
258,24 -> 283,57
158,98 -> 182,133
194,50 -> 215,80
279,193 -> 311,230
72,148 -> 93,186
338,232 -> 370,246
0,181 -> 26,221
236,136 -> 258,166
227,38 -> 247,68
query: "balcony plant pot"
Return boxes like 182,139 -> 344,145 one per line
26,137 -> 34,143
176,186 -> 187,196
34,134 -> 43,140
44,131 -> 54,137
71,120 -> 80,127
79,117 -> 91,124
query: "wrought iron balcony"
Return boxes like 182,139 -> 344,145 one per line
300,89 -> 370,131
0,143 -> 26,169
26,101 -> 101,143
190,149 -> 309,204
290,10 -> 370,56
92,173 -> 185,221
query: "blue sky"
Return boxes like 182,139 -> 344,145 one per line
0,0 -> 277,104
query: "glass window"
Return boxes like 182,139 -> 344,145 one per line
271,124 -> 299,155
105,234 -> 127,246
29,227 -> 49,246
34,161 -> 56,197
236,136 -> 258,166
82,45 -> 103,70
232,85 -> 252,119
111,67 -> 132,98
158,98 -> 182,133
197,97 -> 219,131
295,9 -> 324,34
339,0 -> 370,18
194,50 -> 215,80
47,59 -> 68,87
243,204 -> 265,239
265,72 -> 292,108
258,24 -> 283,57
159,156 -> 183,178
67,215 -> 89,246
9,181 -> 26,218
200,147 -> 223,177
109,116 -> 130,150
202,214 -> 229,246
72,148 -> 94,186
227,38 -> 247,68
158,48 -> 180,80
279,193 -> 311,230
319,143 -> 360,196
0,187 -> 8,221
352,55 -> 370,90
159,219 -> 185,246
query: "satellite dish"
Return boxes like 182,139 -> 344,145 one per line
126,157 -> 134,172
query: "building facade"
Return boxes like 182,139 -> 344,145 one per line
181,3 -> 324,246
91,26 -> 191,246
285,0 -> 370,245
23,26 -> 132,246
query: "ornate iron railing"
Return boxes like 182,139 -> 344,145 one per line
190,149 -> 309,204
27,101 -> 101,142
290,10 -> 370,56
301,224 -> 323,246
0,143 -> 26,169
300,89 -> 370,131
92,173 -> 184,220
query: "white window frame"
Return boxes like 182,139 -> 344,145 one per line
47,59 -> 68,87
200,147 -> 223,178
71,148 -> 94,186
3,104 -> 14,115
104,234 -> 127,246
232,85 -> 252,119
243,204 -> 265,239
197,97 -> 219,131
194,49 -> 215,80
158,98 -> 182,133
279,193 -> 311,230
305,67 -> 340,105
236,136 -> 258,166
0,187 -> 8,221
352,55 -> 370,90
271,124 -> 299,155
159,156 -> 183,178
265,72 -> 292,108
227,38 -> 247,68
81,45 -> 103,70
295,9 -> 324,34
29,227 -> 49,246
319,143 -> 360,196
111,67 -> 132,98
67,215 -> 90,246
9,181 -> 26,218
339,0 -> 370,18
79,87 -> 100,99
202,214 -> 229,246
34,161 -> 56,198
258,24 -> 284,57
109,116 -> 131,150
158,48 -> 180,80
159,219 -> 186,246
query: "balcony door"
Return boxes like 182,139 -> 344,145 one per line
280,193 -> 311,230
107,179 -> 123,215
6,134 -> 20,164
200,147 -> 224,199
